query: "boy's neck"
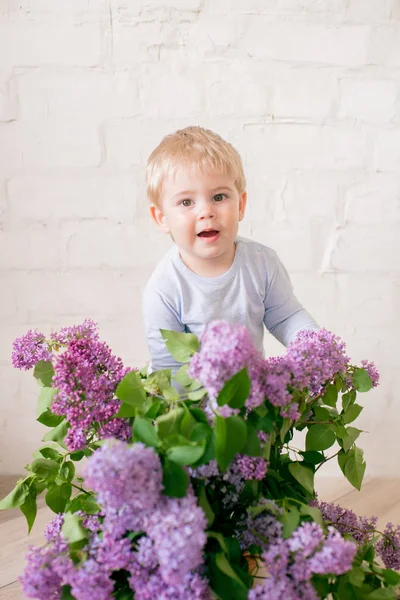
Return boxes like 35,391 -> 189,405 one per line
178,243 -> 237,278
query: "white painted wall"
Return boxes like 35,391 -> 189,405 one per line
0,0 -> 399,475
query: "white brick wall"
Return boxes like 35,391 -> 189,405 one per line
0,0 -> 399,476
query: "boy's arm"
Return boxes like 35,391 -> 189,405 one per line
142,285 -> 186,374
263,252 -> 319,346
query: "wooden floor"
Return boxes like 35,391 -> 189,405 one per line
1,475 -> 399,599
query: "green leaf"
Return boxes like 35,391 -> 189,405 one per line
189,408 -> 209,424
133,417 -> 161,448
381,569 -> 400,586
190,422 -> 212,443
115,402 -> 136,418
70,451 -> 85,462
167,444 -> 205,466
368,590 -> 397,600
282,506 -> 300,538
306,424 -> 336,451
60,586 -> 76,600
29,458 -> 59,481
208,531 -> 229,553
300,504 -> 323,525
300,451 -> 325,465
187,388 -> 207,401
142,369 -> 171,394
313,407 -> 332,421
37,410 -> 64,427
198,484 -> 215,526
43,419 -> 68,444
0,479 -> 30,509
61,512 -> 87,544
280,418 -> 292,443
162,459 -> 189,498
68,494 -> 100,515
20,491 -> 37,534
157,408 -> 184,439
60,461 -> 75,482
344,446 -> 366,490
36,387 -> 57,418
242,423 -> 261,457
353,368 -> 373,393
331,422 -> 347,439
33,360 -> 55,387
215,415 -> 247,472
215,553 -> 247,588
115,371 -> 146,411
145,400 -> 163,420
322,384 -> 338,407
347,567 -> 365,587
46,483 -> 72,513
342,390 -> 357,412
337,450 -> 348,476
180,410 -> 196,438
342,427 -> 362,452
38,447 -> 63,461
160,329 -> 200,363
173,364 -> 193,387
217,368 -> 251,409
288,462 -> 315,495
343,404 -> 363,425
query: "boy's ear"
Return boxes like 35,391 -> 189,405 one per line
239,191 -> 247,221
149,204 -> 170,233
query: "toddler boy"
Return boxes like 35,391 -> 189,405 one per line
142,126 -> 319,374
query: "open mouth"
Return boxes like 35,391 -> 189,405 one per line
197,229 -> 220,238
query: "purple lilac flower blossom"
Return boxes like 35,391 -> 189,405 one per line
20,536 -> 72,599
188,320 -> 263,415
239,500 -> 283,550
376,522 -> 400,570
68,558 -> 114,600
12,329 -> 53,370
51,336 -> 128,450
44,514 -> 64,542
250,521 -> 356,599
129,563 -> 210,600
310,497 -> 378,546
83,441 -> 163,536
262,356 -> 292,408
146,492 -> 207,585
287,328 -> 349,395
361,359 -> 380,388
97,418 -> 131,443
51,319 -> 99,345
235,455 -> 268,481
309,526 -> 358,575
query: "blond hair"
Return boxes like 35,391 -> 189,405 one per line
146,126 -> 246,206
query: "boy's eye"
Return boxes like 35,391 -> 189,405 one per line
213,193 -> 225,202
181,199 -> 192,207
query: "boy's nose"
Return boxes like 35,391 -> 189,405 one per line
197,200 -> 216,219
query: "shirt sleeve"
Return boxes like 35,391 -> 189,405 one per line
263,251 -> 319,346
142,283 -> 186,374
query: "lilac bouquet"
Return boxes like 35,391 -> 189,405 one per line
1,318 -> 398,599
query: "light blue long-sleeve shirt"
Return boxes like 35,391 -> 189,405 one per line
142,237 -> 319,373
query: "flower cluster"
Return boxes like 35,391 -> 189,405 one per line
189,322 -> 352,420
11,329 -> 52,370
192,455 -> 268,510
9,319 -> 386,600
21,440 -> 208,600
249,522 -> 357,600
52,336 -> 129,451
312,497 -> 400,571
12,320 -> 131,452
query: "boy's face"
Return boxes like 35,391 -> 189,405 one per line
150,168 -> 247,276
